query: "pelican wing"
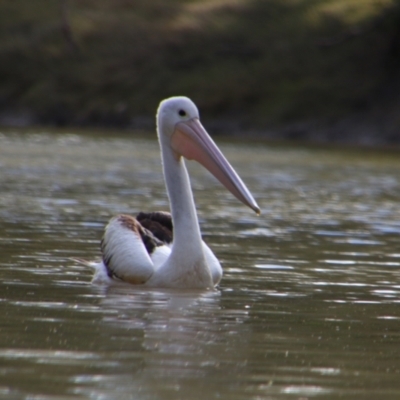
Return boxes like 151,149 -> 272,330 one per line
136,211 -> 173,244
101,214 -> 162,284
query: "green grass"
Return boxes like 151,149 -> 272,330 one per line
0,0 -> 399,133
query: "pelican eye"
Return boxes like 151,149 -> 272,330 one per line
178,109 -> 186,117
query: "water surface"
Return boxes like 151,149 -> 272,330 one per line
0,130 -> 400,399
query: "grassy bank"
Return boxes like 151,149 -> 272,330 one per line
0,0 -> 399,143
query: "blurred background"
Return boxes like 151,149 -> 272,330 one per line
0,0 -> 399,144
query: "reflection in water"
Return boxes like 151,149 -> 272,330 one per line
0,131 -> 400,399
85,289 -> 234,398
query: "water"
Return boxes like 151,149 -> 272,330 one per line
0,130 -> 399,399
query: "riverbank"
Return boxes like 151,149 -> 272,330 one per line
0,0 -> 399,146
1,104 -> 399,148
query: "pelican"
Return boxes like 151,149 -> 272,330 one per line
90,96 -> 260,288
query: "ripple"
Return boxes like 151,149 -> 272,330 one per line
321,260 -> 357,265
315,230 -> 347,237
10,301 -> 68,309
313,282 -> 369,287
239,228 -> 274,237
311,367 -> 341,376
281,385 -> 332,395
333,238 -> 383,245
254,264 -> 294,270
0,349 -> 99,361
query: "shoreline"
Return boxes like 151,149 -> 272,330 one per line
0,108 -> 399,149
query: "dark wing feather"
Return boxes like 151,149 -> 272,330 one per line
136,211 -> 173,244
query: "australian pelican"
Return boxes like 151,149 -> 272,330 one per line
89,96 -> 260,288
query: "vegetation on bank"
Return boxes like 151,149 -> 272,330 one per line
0,0 -> 399,142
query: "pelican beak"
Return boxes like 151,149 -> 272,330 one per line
171,118 -> 260,214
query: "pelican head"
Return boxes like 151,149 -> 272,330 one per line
157,96 -> 260,215
157,96 -> 199,138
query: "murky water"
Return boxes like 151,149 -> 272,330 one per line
0,130 -> 400,399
